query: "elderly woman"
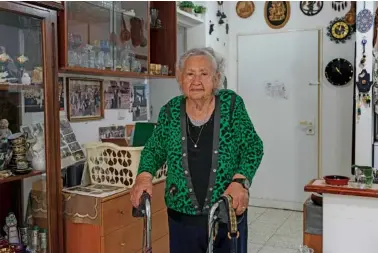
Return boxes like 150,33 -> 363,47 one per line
131,47 -> 263,253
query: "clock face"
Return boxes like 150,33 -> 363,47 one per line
325,58 -> 354,86
327,17 -> 353,43
331,21 -> 349,39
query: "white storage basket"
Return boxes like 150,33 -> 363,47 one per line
84,142 -> 167,188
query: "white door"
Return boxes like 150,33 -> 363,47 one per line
237,30 -> 320,211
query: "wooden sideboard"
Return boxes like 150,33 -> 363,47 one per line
64,180 -> 169,253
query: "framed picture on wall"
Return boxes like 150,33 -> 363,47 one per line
66,77 -> 104,122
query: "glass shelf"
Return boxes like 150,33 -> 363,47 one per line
65,1 -> 149,75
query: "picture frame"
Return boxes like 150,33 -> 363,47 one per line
66,77 -> 104,122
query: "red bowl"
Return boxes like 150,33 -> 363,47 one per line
324,175 -> 350,186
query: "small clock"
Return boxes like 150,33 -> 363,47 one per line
325,58 -> 354,86
327,17 -> 353,44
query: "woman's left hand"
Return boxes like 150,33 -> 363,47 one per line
223,182 -> 249,215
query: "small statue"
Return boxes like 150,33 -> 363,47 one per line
0,119 -> 12,143
4,212 -> 20,244
21,72 -> 31,85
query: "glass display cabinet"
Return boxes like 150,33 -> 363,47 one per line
0,2 -> 61,253
58,1 -> 177,78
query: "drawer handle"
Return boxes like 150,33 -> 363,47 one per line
118,210 -> 124,214
120,243 -> 125,247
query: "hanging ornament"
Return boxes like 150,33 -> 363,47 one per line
359,37 -> 367,69
300,1 -> 323,16
357,98 -> 362,120
332,1 -> 348,12
344,1 -> 356,25
356,1 -> 373,33
209,21 -> 215,35
356,69 -> 373,93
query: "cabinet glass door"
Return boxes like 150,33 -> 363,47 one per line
0,4 -> 59,253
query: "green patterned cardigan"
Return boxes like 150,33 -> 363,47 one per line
138,89 -> 264,215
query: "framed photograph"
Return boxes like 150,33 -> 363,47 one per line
132,85 -> 148,121
66,77 -> 104,122
99,125 -> 126,139
23,89 -> 45,113
104,80 -> 131,110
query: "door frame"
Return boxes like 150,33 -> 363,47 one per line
236,28 -> 323,179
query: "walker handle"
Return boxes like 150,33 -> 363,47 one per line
132,191 -> 151,217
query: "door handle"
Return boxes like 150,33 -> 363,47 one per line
299,120 -> 313,126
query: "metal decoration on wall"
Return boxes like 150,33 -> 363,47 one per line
217,1 -> 227,25
264,1 -> 291,29
356,1 -> 373,33
332,1 -> 348,12
359,37 -> 367,69
326,17 -> 353,44
236,1 -> 255,19
356,69 -> 373,93
209,21 -> 214,35
299,1 -> 323,16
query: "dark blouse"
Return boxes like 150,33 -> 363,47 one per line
168,113 -> 214,226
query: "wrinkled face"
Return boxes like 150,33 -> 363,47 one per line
178,55 -> 219,100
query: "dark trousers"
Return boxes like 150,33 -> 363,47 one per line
169,212 -> 248,253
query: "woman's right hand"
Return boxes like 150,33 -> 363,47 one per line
130,172 -> 153,208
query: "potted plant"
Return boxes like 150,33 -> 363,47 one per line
194,5 -> 206,17
179,1 -> 195,14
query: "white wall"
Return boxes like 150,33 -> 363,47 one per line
354,1 -> 374,166
228,1 -> 355,177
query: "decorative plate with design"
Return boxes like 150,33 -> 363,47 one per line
236,1 -> 255,18
356,7 -> 374,33
264,1 -> 291,29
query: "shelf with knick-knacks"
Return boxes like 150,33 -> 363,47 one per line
58,1 -> 177,79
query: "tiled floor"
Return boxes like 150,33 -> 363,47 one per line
247,207 -> 303,253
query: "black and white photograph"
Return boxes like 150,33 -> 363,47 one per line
20,125 -> 33,140
60,135 -> 67,147
60,147 -> 71,159
72,150 -> 85,161
58,77 -> 65,111
60,119 -> 73,135
99,125 -> 126,139
64,133 -> 77,144
132,85 -> 148,121
24,89 -> 44,113
104,80 -> 131,109
68,141 -> 81,153
67,78 -> 104,121
31,123 -> 43,137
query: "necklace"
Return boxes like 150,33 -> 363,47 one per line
187,116 -> 205,148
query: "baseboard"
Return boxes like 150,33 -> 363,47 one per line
249,197 -> 303,211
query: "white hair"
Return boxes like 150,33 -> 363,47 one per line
176,47 -> 225,91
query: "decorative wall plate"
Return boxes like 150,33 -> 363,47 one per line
326,17 -> 353,44
264,1 -> 291,29
324,58 -> 353,86
356,1 -> 373,33
300,1 -> 323,16
332,1 -> 348,12
236,1 -> 255,19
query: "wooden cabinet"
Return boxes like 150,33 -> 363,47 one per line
64,180 -> 169,253
58,1 -> 177,79
0,2 -> 62,253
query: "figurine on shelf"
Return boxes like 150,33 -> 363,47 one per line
21,72 -> 31,85
0,49 -> 10,75
16,55 -> 28,83
4,212 -> 20,244
0,119 -> 12,143
30,134 -> 45,171
31,67 -> 43,85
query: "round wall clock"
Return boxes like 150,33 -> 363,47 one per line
325,58 -> 354,86
236,1 -> 255,19
300,1 -> 323,16
326,17 -> 353,44
264,1 -> 291,29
